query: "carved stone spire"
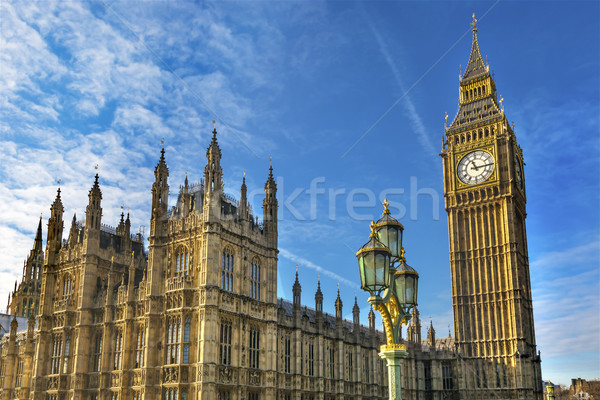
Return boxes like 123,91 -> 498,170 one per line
315,276 -> 323,314
335,284 -> 343,319
293,266 -> 301,308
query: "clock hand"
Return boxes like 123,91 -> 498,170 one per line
471,162 -> 494,171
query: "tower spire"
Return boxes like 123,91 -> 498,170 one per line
447,16 -> 500,131
34,215 -> 43,252
462,13 -> 487,83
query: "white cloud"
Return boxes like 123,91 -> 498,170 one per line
531,241 -> 600,379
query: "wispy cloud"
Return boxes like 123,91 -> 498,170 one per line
279,247 -> 359,289
367,22 -> 436,156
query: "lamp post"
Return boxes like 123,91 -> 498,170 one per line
356,200 -> 419,400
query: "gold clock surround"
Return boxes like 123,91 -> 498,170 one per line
454,145 -> 497,190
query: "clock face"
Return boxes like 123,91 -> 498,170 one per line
515,155 -> 524,189
457,150 -> 495,185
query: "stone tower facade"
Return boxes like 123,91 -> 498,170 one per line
440,15 -> 543,400
7,217 -> 44,318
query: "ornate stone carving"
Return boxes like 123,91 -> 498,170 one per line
248,370 -> 261,386
218,366 -> 233,383
47,376 -> 58,390
163,366 -> 178,383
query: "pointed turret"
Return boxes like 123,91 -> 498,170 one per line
204,127 -> 223,199
352,294 -> 360,329
151,146 -> 169,236
121,212 -> 132,251
46,188 -> 64,264
84,174 -> 103,250
334,285 -> 343,319
68,213 -> 78,248
85,174 -> 102,231
263,161 -> 278,246
292,266 -> 301,309
9,316 -> 18,336
407,307 -> 421,344
27,313 -> 35,340
239,174 -> 249,219
34,216 -> 43,252
315,277 -> 323,314
427,318 -> 436,349
368,306 -> 376,330
22,215 -> 45,284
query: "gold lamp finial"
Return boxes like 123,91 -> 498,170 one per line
369,220 -> 377,238
382,199 -> 390,215
399,247 -> 406,262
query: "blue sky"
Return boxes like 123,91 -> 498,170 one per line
1,0 -> 598,385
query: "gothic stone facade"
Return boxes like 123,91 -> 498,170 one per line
0,128 -> 460,400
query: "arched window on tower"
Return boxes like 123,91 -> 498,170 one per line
114,329 -> 123,370
183,316 -> 191,364
250,259 -> 261,301
221,249 -> 234,292
62,274 -> 74,300
174,248 -> 190,277
135,326 -> 144,368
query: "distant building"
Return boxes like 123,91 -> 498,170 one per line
570,378 -> 599,400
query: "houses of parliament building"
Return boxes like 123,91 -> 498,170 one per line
0,17 -> 542,400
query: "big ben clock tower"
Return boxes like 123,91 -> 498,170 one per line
441,15 -> 543,400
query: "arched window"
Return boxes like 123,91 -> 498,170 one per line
183,316 -> 191,364
93,333 -> 102,372
135,326 -> 145,368
249,325 -> 260,369
114,329 -> 123,370
63,334 -> 71,373
250,259 -> 261,301
219,319 -> 232,365
62,275 -> 73,299
221,249 -> 234,292
50,334 -> 62,374
166,316 -> 181,365
174,249 -> 189,277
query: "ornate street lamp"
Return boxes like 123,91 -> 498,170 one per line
356,200 -> 419,400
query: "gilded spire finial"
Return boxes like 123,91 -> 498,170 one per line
382,199 -> 390,215
399,247 -> 406,262
444,112 -> 448,123
471,13 -> 478,32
